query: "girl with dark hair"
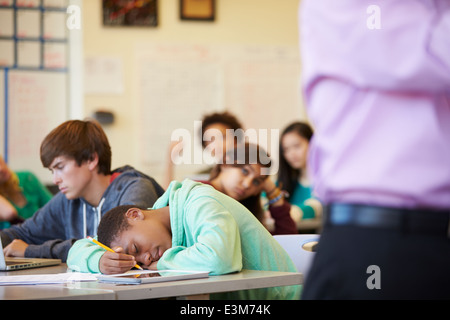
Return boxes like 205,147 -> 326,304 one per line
164,111 -> 244,188
207,142 -> 297,235
278,122 -> 322,229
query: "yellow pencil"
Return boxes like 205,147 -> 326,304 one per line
87,236 -> 143,270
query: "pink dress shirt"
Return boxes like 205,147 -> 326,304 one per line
300,0 -> 450,209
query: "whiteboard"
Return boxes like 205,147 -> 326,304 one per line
5,69 -> 68,183
136,43 -> 304,179
0,1 -> 73,184
0,69 -> 4,159
136,44 -> 223,167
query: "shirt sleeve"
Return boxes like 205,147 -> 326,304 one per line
301,0 -> 450,95
157,197 -> 243,275
115,178 -> 163,209
67,237 -> 105,273
4,194 -> 64,236
268,201 -> 298,235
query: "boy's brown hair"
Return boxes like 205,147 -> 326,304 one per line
40,119 -> 112,175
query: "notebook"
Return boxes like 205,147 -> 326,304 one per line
0,237 -> 61,271
96,269 -> 209,285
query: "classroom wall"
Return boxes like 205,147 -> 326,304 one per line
81,0 -> 305,183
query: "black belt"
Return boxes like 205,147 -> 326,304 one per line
325,203 -> 450,236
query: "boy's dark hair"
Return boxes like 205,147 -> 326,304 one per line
97,205 -> 138,247
200,112 -> 243,148
40,119 -> 112,175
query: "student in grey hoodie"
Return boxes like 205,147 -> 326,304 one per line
0,120 -> 164,262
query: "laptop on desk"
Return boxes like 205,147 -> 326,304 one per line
0,237 -> 61,271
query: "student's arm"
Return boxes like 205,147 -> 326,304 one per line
67,237 -> 137,273
68,233 -> 139,274
116,176 -> 164,208
157,197 -> 243,275
3,238 -> 76,261
0,195 -> 18,221
67,177 -> 163,273
269,202 -> 298,235
66,238 -> 104,273
264,179 -> 298,235
1,194 -> 71,260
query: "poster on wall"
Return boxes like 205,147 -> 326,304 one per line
180,0 -> 215,21
102,0 -> 158,27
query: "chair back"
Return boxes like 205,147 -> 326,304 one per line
274,234 -> 319,280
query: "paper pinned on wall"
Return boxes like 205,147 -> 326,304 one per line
0,8 -> 14,38
43,11 -> 67,40
135,43 -> 303,173
0,40 -> 14,67
16,9 -> 40,38
84,56 -> 124,94
17,41 -> 40,68
0,69 -> 4,156
7,70 -> 67,183
136,44 -> 224,167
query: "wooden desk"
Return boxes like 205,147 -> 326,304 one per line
0,264 -> 303,300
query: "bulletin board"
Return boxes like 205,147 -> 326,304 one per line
136,43 -> 304,178
0,0 -> 70,183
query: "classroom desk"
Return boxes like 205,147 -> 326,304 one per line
0,264 -> 303,300
0,264 -> 114,300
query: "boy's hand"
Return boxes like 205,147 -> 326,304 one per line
148,261 -> 158,270
99,246 -> 138,274
3,239 -> 28,257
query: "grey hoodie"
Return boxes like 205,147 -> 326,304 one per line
0,166 -> 164,262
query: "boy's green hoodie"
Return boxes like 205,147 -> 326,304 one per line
68,179 -> 301,300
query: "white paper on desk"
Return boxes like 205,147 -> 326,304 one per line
0,272 -> 97,286
103,269 -> 160,277
96,269 -> 209,285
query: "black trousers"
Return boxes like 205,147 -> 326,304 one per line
302,204 -> 450,300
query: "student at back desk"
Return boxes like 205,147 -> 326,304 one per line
0,156 -> 53,229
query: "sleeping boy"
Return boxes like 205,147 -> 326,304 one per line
67,179 -> 301,300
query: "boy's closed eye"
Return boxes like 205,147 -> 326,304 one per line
126,243 -> 139,257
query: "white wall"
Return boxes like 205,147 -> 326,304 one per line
81,0 -> 304,183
